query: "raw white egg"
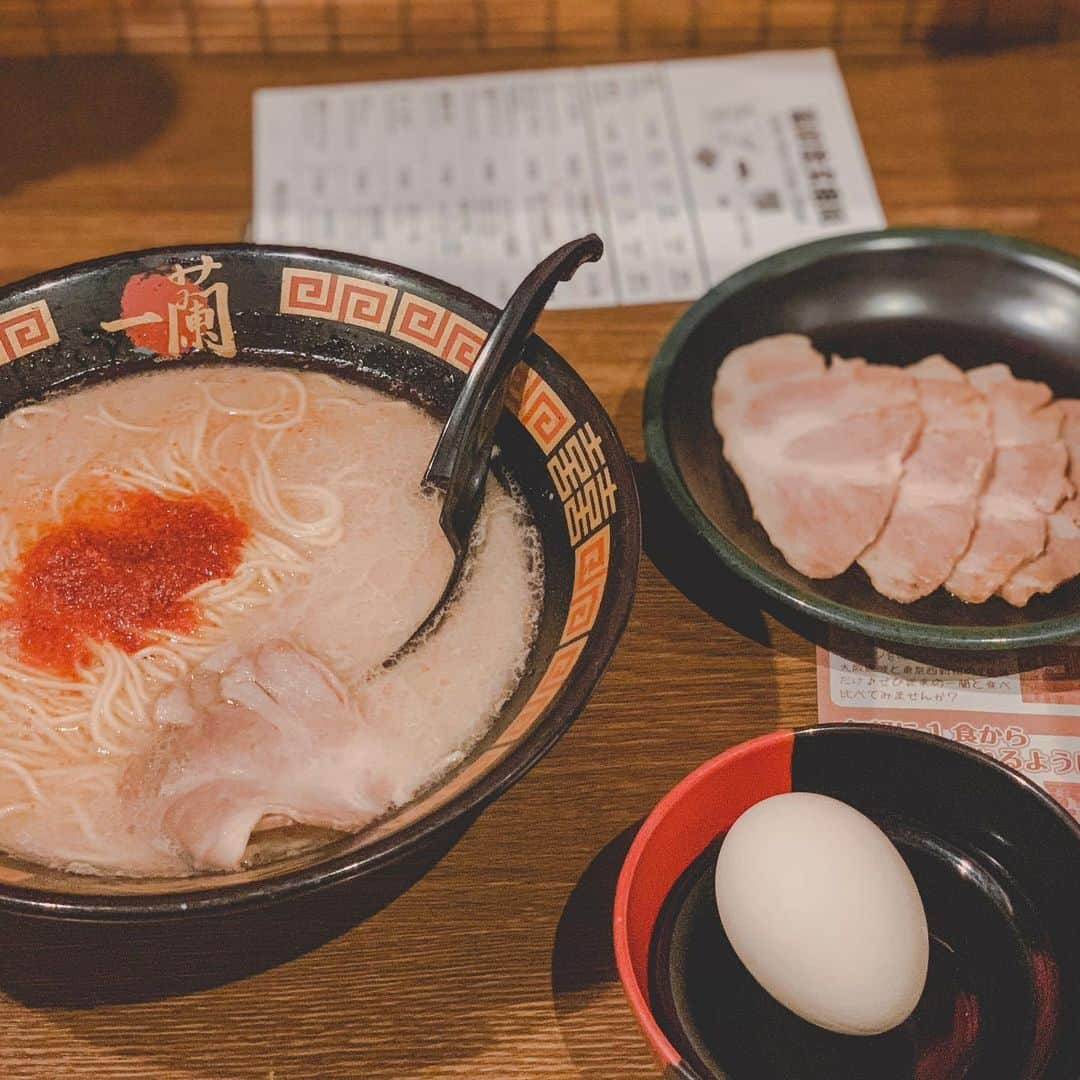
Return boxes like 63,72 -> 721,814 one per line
713,792 -> 929,1036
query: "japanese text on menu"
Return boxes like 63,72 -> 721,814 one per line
253,50 -> 882,309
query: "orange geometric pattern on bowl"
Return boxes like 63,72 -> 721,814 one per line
363,746 -> 509,844
506,636 -> 590,736
0,300 -> 59,365
562,524 -> 610,645
280,267 -> 398,333
390,293 -> 486,374
517,367 -> 574,454
279,266 -> 573,450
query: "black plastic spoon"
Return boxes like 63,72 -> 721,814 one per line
383,233 -> 603,667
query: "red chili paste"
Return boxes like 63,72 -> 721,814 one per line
3,488 -> 248,676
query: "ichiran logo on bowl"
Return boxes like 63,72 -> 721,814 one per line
101,255 -> 236,359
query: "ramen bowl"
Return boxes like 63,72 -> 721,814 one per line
0,244 -> 639,919
644,228 -> 1080,650
613,724 -> 1080,1079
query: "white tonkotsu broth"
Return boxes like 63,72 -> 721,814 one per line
0,367 -> 541,876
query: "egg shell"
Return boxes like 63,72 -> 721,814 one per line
714,791 -> 929,1037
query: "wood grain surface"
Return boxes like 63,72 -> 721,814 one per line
4,0 -> 1078,57
0,39 -> 1078,1080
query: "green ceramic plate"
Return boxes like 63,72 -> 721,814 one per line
644,228 -> 1080,651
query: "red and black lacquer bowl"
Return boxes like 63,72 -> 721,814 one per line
614,724 -> 1080,1079
0,244 -> 639,920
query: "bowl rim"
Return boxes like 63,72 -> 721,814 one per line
643,226 -> 1080,651
612,722 -> 1080,1078
0,242 -> 642,920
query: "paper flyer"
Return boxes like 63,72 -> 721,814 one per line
817,643 -> 1080,821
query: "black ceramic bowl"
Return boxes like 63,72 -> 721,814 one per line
644,228 -> 1080,650
0,244 -> 639,919
614,724 -> 1080,1079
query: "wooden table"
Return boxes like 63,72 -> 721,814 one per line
1,39 -> 1078,1080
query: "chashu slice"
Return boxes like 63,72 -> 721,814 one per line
714,342 -> 922,579
946,366 -> 1072,603
858,356 -> 993,602
128,640 -> 391,871
1000,400 -> 1080,606
712,334 -> 826,438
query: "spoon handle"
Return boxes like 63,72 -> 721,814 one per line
424,233 -> 604,557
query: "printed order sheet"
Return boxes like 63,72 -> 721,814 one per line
253,49 -> 883,309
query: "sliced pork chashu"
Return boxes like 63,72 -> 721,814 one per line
1000,400 -> 1080,607
713,337 -> 922,579
128,640 -> 392,870
712,333 -> 825,437
857,356 -> 993,603
946,366 -> 1072,604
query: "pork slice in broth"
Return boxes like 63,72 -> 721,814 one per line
131,640 -> 392,871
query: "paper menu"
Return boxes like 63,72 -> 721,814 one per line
252,49 -> 883,309
816,644 -> 1080,822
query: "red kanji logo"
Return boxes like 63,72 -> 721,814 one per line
101,255 -> 236,359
